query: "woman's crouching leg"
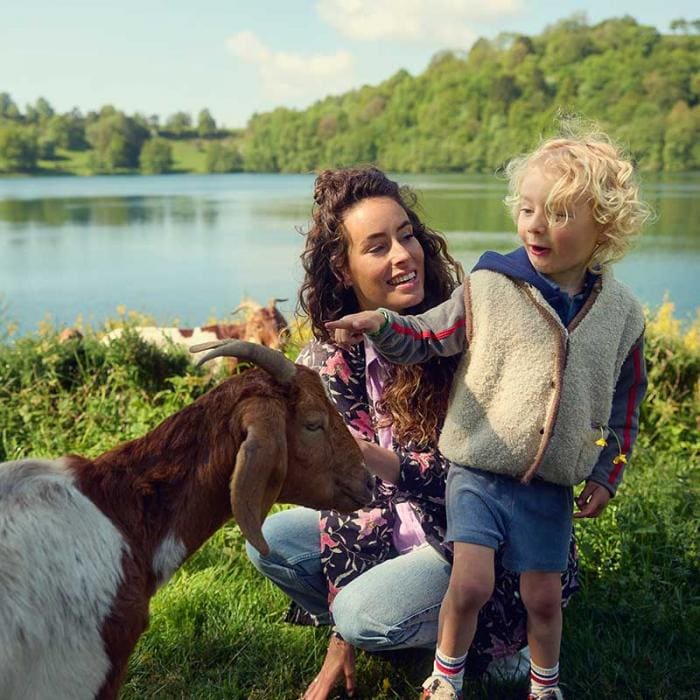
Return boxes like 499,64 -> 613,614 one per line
332,544 -> 450,651
245,506 -> 331,623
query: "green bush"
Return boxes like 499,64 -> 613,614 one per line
139,137 -> 174,174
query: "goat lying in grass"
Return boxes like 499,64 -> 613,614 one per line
0,341 -> 373,700
100,298 -> 289,371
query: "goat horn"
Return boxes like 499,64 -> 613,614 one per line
190,340 -> 296,385
189,340 -> 229,353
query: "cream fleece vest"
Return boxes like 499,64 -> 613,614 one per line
438,269 -> 644,486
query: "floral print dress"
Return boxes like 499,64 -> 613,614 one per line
296,339 -> 579,673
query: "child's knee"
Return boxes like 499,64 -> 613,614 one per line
520,573 -> 562,620
447,575 -> 494,613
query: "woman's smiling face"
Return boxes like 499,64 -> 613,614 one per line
340,196 -> 425,312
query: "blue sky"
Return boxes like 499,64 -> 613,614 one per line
1,1 -> 696,128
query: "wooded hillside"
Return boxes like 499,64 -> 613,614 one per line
1,16 -> 698,175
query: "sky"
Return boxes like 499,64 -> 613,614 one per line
1,1 -> 696,128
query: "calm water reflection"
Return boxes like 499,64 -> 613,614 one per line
0,173 -> 697,334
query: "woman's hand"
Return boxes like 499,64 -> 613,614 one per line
302,634 -> 356,699
355,438 -> 400,484
325,311 -> 385,346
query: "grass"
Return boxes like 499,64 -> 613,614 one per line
169,139 -> 209,173
0,303 -> 698,699
20,139 -> 218,177
36,147 -> 95,175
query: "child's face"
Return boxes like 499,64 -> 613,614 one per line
517,165 -> 603,295
340,196 -> 425,312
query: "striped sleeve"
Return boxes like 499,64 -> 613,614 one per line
588,334 -> 648,495
367,284 -> 467,365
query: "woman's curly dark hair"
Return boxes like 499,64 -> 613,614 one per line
298,165 -> 464,446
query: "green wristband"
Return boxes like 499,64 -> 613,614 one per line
368,309 -> 390,337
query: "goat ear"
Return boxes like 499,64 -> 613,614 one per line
230,406 -> 287,556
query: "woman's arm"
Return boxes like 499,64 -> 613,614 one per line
301,634 -> 356,700
395,443 -> 451,501
355,439 -> 400,484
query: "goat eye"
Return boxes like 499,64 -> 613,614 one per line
305,422 -> 324,432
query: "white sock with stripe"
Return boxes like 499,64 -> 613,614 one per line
432,647 -> 468,692
530,660 -> 560,696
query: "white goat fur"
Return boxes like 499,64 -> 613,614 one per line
0,459 -> 128,700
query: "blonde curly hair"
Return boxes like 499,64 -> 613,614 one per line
505,126 -> 653,271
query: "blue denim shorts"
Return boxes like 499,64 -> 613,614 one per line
445,465 -> 573,573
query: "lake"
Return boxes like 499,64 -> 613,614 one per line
0,172 -> 698,334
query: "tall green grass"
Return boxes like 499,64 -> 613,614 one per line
0,304 -> 697,699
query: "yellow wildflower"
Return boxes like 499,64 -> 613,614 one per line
596,426 -> 608,447
613,453 -> 627,465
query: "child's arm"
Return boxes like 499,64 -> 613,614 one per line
325,310 -> 385,346
577,334 -> 648,517
325,284 -> 467,364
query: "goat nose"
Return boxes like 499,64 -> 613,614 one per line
366,474 -> 376,492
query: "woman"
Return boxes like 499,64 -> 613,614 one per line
246,166 -> 579,699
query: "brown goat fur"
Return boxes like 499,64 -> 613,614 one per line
0,361 -> 371,699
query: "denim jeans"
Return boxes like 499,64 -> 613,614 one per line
246,506 -> 451,651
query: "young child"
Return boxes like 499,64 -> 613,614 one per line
326,132 -> 650,700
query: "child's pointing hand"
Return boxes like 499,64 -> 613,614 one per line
325,311 -> 386,347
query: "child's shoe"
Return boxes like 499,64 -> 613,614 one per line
527,688 -> 564,700
420,675 -> 463,699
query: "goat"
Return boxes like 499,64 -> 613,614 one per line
57,327 -> 84,343
0,341 -> 372,700
100,299 -> 288,368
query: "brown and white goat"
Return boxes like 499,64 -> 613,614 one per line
100,298 -> 289,363
0,341 -> 372,700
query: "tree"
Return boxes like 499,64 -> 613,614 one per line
139,138 -> 173,174
670,19 -> 689,34
204,142 -> 243,172
165,111 -> 192,137
37,131 -> 57,160
663,101 -> 699,171
85,106 -> 149,171
0,124 -> 38,171
0,93 -> 21,121
25,97 -> 54,124
145,114 -> 160,135
197,109 -> 217,137
44,111 -> 88,151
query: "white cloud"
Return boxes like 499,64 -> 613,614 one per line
316,0 -> 522,46
226,31 -> 355,104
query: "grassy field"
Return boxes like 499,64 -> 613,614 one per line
22,138 -> 214,177
0,303 -> 698,699
36,147 -> 96,176
168,139 -> 209,173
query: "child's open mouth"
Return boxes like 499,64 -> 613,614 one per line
529,245 -> 550,256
